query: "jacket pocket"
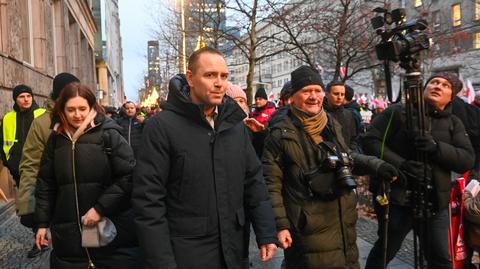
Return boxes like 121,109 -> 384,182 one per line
169,216 -> 208,237
236,207 -> 245,227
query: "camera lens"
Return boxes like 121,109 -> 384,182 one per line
337,166 -> 357,190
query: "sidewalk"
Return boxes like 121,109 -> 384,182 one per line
248,216 -> 414,269
0,208 -> 413,269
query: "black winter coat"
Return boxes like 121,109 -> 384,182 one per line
116,116 -> 144,157
362,103 -> 475,209
35,114 -> 140,269
132,74 -> 277,269
325,104 -> 360,151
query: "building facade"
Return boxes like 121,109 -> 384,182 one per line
0,0 -> 97,207
400,0 -> 480,91
93,0 -> 125,107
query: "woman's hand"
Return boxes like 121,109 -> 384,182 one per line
35,228 -> 49,250
82,207 -> 102,227
244,118 -> 265,132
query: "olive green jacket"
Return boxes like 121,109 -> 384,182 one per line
17,100 -> 53,215
263,109 -> 387,269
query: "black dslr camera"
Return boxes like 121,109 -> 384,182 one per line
305,141 -> 356,201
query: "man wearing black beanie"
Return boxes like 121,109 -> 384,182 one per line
17,72 -> 79,258
1,84 -> 45,187
248,87 -> 277,157
263,65 -> 398,269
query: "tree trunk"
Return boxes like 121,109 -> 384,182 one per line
245,0 -> 258,105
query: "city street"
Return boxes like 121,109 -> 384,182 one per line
0,205 -> 413,269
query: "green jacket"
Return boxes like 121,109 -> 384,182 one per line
262,109 -> 386,269
17,100 -> 54,215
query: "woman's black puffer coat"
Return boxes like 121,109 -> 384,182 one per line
35,113 -> 140,269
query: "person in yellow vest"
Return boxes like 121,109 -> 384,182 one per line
0,85 -> 45,188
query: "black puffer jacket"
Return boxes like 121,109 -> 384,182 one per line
324,102 -> 360,151
116,115 -> 143,157
35,113 -> 139,269
362,103 -> 475,209
132,74 -> 277,269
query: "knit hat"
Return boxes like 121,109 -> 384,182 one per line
254,87 -> 268,100
226,82 -> 246,101
51,72 -> 80,100
425,72 -> 463,99
291,65 -> 324,94
12,84 -> 33,101
280,81 -> 293,100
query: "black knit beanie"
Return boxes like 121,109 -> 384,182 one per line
425,72 -> 463,99
254,87 -> 268,100
12,84 -> 33,101
291,65 -> 324,94
51,73 -> 80,100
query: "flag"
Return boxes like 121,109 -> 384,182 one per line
465,79 -> 475,104
268,90 -> 275,101
340,65 -> 347,78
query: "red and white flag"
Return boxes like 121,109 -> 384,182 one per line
465,79 -> 475,104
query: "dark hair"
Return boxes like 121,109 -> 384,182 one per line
123,101 -> 136,109
325,81 -> 345,93
345,85 -> 354,101
52,83 -> 104,134
187,47 -> 224,73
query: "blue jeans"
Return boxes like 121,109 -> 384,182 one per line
365,204 -> 452,269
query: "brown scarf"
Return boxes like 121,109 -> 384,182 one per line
291,105 -> 328,144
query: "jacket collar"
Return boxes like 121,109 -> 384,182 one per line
162,74 -> 246,132
13,100 -> 39,113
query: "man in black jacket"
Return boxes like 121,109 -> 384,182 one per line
364,73 -> 475,269
323,81 -> 360,151
132,47 -> 277,269
116,101 -> 144,157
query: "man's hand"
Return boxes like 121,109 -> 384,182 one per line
82,207 -> 102,227
414,134 -> 437,153
36,228 -> 49,250
377,162 -> 399,182
277,229 -> 293,249
244,118 -> 265,133
259,243 -> 277,262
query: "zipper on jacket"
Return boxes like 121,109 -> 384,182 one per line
337,198 -> 348,260
71,141 -> 96,268
128,118 -> 132,145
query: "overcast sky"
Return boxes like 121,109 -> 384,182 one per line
119,0 -> 159,102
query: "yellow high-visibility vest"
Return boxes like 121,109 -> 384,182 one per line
2,108 -> 46,160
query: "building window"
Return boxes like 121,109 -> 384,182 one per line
452,4 -> 461,27
476,0 -> 480,21
414,0 -> 422,8
475,32 -> 480,49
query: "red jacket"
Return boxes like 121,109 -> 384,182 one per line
249,102 -> 276,125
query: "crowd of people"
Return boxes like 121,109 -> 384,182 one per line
0,46 -> 479,269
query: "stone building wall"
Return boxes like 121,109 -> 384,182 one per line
0,0 -> 97,202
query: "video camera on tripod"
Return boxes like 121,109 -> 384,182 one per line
370,7 -> 434,269
370,7 -> 431,103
